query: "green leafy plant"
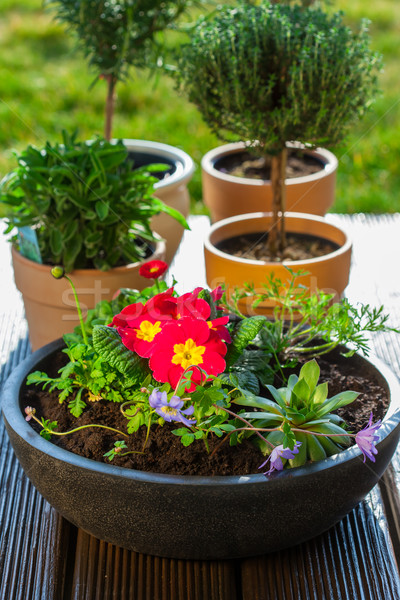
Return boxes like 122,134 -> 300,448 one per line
46,0 -> 203,139
177,1 -> 380,255
25,266 -> 387,475
223,269 -> 397,369
0,131 -> 187,271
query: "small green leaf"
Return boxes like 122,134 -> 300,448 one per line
266,384 -> 287,410
312,382 -> 328,405
172,428 -> 189,437
299,359 -> 320,391
282,422 -> 297,450
68,388 -> 86,418
181,433 -> 195,447
50,229 -> 63,255
63,234 -> 83,272
315,391 -> 359,418
292,378 -> 311,405
233,395 -> 284,416
288,432 -> 308,467
95,200 -> 109,221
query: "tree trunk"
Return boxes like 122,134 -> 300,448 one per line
104,75 -> 117,141
268,147 -> 287,256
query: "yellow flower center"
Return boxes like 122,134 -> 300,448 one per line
136,320 -> 162,342
161,406 -> 178,416
172,338 -> 205,370
149,266 -> 158,273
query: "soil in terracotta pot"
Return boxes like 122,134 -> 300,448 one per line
217,232 -> 339,262
215,149 -> 324,180
22,349 -> 389,476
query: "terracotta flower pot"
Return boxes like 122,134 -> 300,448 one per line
123,139 -> 195,263
2,339 -> 400,559
202,142 -> 337,223
204,212 -> 352,313
11,237 -> 166,351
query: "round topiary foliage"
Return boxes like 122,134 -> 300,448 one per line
177,1 -> 380,154
177,1 -> 380,254
48,0 -> 193,81
47,0 -> 196,139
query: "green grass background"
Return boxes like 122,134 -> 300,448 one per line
1,0 -> 399,213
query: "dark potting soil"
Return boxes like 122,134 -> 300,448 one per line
22,348 -> 389,477
127,150 -> 176,181
217,232 -> 339,262
215,149 -> 323,180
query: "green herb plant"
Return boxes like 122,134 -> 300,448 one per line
0,131 -> 187,271
177,1 -> 380,255
47,0 -> 204,139
223,269 -> 397,372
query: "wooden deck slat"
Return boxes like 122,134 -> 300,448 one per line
1,215 -> 400,599
241,493 -> 400,600
71,532 -> 239,600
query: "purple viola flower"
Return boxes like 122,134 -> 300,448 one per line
355,412 -> 381,463
149,389 -> 196,427
259,441 -> 302,476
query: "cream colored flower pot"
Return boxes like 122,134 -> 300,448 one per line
123,140 -> 195,262
204,212 -> 351,314
12,237 -> 166,351
202,142 -> 338,223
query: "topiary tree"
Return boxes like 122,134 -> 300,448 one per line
177,1 -> 380,256
47,0 -> 199,140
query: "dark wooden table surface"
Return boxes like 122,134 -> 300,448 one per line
1,214 -> 400,600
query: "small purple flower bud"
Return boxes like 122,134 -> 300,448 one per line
355,412 -> 381,463
25,406 -> 36,422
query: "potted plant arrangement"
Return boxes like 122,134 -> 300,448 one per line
176,1 -> 380,302
47,0 -> 197,260
0,131 -> 188,350
1,263 -> 399,559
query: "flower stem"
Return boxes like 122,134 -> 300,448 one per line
31,413 -> 128,438
104,74 -> 117,141
64,274 -> 89,346
142,417 -> 152,453
212,404 -> 275,449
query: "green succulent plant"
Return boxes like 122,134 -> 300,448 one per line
234,359 -> 356,467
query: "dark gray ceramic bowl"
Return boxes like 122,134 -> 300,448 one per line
2,338 -> 400,560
